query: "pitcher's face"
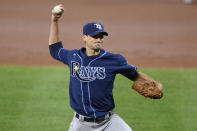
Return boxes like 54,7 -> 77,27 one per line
83,33 -> 104,51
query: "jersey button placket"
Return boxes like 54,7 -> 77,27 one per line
82,82 -> 90,111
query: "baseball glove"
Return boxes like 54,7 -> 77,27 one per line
132,72 -> 163,99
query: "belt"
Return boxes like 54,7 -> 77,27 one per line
75,112 -> 112,123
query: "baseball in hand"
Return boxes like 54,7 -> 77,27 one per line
53,5 -> 63,14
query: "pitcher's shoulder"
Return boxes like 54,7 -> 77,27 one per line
104,51 -> 126,61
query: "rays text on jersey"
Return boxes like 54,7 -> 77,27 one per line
71,61 -> 106,82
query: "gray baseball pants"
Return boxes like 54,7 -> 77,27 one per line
68,112 -> 132,131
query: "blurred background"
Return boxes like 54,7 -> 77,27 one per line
0,0 -> 197,67
1,1 -> 197,131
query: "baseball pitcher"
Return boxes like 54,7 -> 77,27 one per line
49,4 -> 163,131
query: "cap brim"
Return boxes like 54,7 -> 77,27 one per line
90,31 -> 108,36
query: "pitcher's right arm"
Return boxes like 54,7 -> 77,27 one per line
49,4 -> 64,45
49,5 -> 70,64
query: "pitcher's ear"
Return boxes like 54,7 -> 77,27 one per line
82,35 -> 87,41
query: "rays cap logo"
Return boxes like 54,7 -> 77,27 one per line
83,22 -> 108,37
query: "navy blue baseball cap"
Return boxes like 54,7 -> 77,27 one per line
83,22 -> 108,36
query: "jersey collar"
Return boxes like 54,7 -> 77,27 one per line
79,47 -> 105,59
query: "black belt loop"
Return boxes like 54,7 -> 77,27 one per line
75,112 -> 112,123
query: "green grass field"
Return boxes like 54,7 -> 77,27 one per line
0,66 -> 197,131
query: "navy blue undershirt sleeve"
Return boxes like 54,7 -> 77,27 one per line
115,55 -> 138,81
49,41 -> 70,65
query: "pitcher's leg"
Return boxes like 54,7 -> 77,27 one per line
105,114 -> 132,131
68,116 -> 93,131
68,117 -> 79,131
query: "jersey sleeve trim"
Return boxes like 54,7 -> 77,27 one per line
58,48 -> 63,60
49,41 -> 71,65
115,54 -> 138,81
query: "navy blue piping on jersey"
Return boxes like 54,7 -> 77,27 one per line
87,51 -> 107,118
57,48 -> 63,60
76,54 -> 88,115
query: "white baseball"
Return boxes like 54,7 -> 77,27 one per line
54,5 -> 62,14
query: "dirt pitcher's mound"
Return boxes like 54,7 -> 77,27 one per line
0,0 -> 197,68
